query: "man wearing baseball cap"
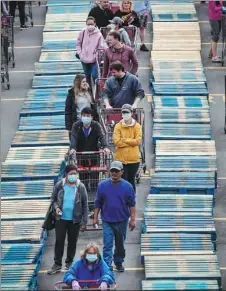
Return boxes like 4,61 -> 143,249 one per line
93,160 -> 136,272
107,17 -> 131,47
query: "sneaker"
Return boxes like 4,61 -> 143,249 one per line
47,264 -> 62,275
140,44 -> 149,52
20,25 -> 28,30
115,263 -> 125,272
65,262 -> 72,270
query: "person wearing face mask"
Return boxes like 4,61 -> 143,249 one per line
76,17 -> 105,85
65,74 -> 98,140
106,17 -> 131,47
103,31 -> 138,78
47,164 -> 88,275
88,0 -> 114,29
63,242 -> 115,290
93,161 -> 136,272
102,61 -> 145,109
113,104 -> 142,192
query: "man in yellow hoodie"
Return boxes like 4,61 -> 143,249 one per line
113,104 -> 142,192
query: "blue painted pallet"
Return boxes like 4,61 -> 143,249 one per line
150,172 -> 216,194
1,220 -> 46,243
145,194 -> 214,213
153,96 -> 209,109
1,243 -> 44,265
42,40 -> 77,51
19,115 -> 65,130
35,61 -> 82,75
153,109 -> 210,123
1,200 -> 50,221
20,101 -> 65,116
47,1 -> 91,6
1,161 -> 61,181
32,74 -> 75,89
1,180 -> 53,200
47,5 -> 91,14
39,51 -> 77,62
150,0 -> 195,3
150,71 -> 206,82
25,88 -> 68,101
142,279 -> 220,290
141,234 -> 214,257
152,13 -> 198,22
43,31 -> 79,42
45,12 -> 88,23
12,130 -> 69,147
153,123 -> 211,144
144,255 -> 221,282
5,146 -> 68,162
151,61 -> 203,71
43,22 -> 85,32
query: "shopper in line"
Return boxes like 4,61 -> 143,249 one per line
106,17 -> 131,47
114,0 -> 140,28
88,0 -> 114,29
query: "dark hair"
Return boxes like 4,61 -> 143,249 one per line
108,31 -> 120,41
86,16 -> 96,23
81,106 -> 94,116
65,164 -> 77,175
215,1 -> 220,5
109,61 -> 125,72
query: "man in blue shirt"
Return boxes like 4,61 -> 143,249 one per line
93,161 -> 136,272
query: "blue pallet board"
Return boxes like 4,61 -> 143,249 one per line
1,180 -> 53,200
153,123 -> 212,144
1,243 -> 44,265
12,130 -> 69,147
19,115 -> 65,130
153,96 -> 209,109
150,0 -> 195,3
155,156 -> 217,172
47,5 -> 91,14
150,71 -> 206,82
25,88 -> 68,101
43,22 -> 85,32
1,161 -> 62,181
152,13 -> 198,22
153,109 -> 210,124
32,74 -> 75,89
39,51 -> 77,62
151,61 -> 203,71
141,279 -> 220,291
47,1 -> 91,6
42,40 -> 77,51
34,61 -> 82,75
20,100 -> 65,116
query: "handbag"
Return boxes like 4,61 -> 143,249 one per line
76,30 -> 85,59
42,203 -> 56,230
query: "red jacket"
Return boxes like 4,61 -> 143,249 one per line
103,44 -> 138,78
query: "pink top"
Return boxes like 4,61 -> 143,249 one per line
208,1 -> 223,21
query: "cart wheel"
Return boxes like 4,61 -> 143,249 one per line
2,76 -> 5,83
12,62 -> 15,68
143,164 -> 147,173
31,21 -> 34,27
7,83 -> 10,90
136,177 -> 140,184
224,125 -> 226,134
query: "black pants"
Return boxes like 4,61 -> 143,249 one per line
122,163 -> 140,192
54,220 -> 80,266
9,1 -> 26,26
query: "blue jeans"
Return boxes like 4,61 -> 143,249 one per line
81,62 -> 98,83
102,220 -> 128,267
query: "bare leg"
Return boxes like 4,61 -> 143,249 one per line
211,41 -> 217,58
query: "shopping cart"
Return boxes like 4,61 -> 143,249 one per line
25,1 -> 34,26
1,15 -> 15,68
100,108 -> 146,183
221,14 -> 226,66
1,34 -> 10,90
94,78 -> 107,110
100,25 -> 137,51
54,280 -> 117,290
96,49 -> 106,78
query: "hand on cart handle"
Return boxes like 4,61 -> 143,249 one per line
69,149 -> 76,155
93,218 -> 99,229
72,280 -> 81,290
80,225 -> 87,232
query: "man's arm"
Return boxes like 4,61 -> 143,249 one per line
127,183 -> 136,231
131,77 -> 145,109
123,123 -> 142,146
113,124 -> 128,148
70,122 -> 79,150
102,79 -> 113,109
93,184 -> 103,225
96,122 -> 108,148
130,49 -> 139,74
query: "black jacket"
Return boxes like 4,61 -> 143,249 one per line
70,120 -> 107,152
88,5 -> 114,29
114,10 -> 140,27
65,88 -> 98,131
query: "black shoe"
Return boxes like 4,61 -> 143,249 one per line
140,44 -> 149,52
47,264 -> 62,275
65,262 -> 72,270
20,24 -> 28,30
115,263 -> 125,272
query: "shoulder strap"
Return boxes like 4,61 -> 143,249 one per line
81,29 -> 85,49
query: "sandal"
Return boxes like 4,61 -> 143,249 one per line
212,56 -> 221,63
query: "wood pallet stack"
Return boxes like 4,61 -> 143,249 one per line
1,2 -> 91,291
142,0 -> 222,290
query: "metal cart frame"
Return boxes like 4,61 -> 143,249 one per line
222,14 -> 226,66
1,15 -> 15,68
1,34 -> 10,90
54,280 -> 117,290
25,1 -> 34,27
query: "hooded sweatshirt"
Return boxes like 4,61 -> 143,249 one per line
76,27 -> 104,64
103,44 -> 138,78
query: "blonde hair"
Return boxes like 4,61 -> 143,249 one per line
81,242 -> 101,260
120,0 -> 133,12
73,74 -> 93,104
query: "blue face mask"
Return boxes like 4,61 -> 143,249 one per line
81,116 -> 91,126
68,174 -> 77,183
86,254 -> 98,263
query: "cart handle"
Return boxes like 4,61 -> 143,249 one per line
74,151 -> 110,155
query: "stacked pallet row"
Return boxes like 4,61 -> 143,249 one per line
1,2 -> 91,291
141,0 -> 222,290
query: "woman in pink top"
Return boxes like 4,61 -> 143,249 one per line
76,17 -> 105,84
208,0 -> 223,62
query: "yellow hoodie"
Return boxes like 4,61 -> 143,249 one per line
113,119 -> 142,164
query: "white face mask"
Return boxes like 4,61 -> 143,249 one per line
122,112 -> 132,121
87,25 -> 95,31
110,23 -> 116,29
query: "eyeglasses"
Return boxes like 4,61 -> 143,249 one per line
110,169 -> 120,173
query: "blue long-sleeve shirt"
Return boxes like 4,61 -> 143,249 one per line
63,258 -> 115,288
94,178 -> 136,223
